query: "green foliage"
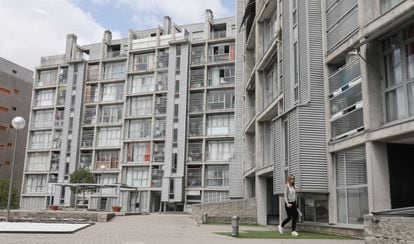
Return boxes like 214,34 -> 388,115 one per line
0,179 -> 19,209
69,169 -> 95,193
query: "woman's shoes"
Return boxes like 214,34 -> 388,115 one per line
291,231 -> 299,237
277,225 -> 283,234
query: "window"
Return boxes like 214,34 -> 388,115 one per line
59,67 -> 68,84
153,118 -> 166,138
151,166 -> 163,187
27,153 -> 49,171
101,83 -> 123,101
35,89 -> 54,107
30,131 -> 52,149
208,66 -> 235,86
203,191 -> 229,203
380,0 -> 404,14
85,84 -> 98,103
263,122 -> 273,166
191,45 -> 205,65
97,127 -> 121,147
205,165 -> 229,187
187,165 -> 202,187
127,96 -> 152,117
83,107 -> 96,125
206,140 -> 234,161
190,68 -> 204,88
87,64 -> 99,81
188,141 -> 202,161
25,175 -> 47,193
157,48 -> 169,69
383,26 -> 414,122
126,143 -> 151,163
32,110 -> 54,128
37,69 -> 58,86
52,131 -> 62,149
126,167 -> 149,187
209,43 -> 235,62
128,119 -> 152,139
95,150 -> 119,169
172,153 -> 177,173
133,53 -> 155,71
189,92 -> 204,112
169,178 -> 174,199
152,142 -> 165,162
207,90 -> 235,110
99,105 -> 123,123
207,114 -> 234,135
188,116 -> 203,136
95,174 -> 117,194
129,74 -> 155,94
103,62 -> 125,80
336,146 -> 368,224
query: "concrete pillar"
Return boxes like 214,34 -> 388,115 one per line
365,142 -> 391,212
65,34 -> 77,61
256,175 -> 267,225
163,16 -> 172,34
327,152 -> 338,224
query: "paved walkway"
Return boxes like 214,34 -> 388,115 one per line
0,214 -> 364,244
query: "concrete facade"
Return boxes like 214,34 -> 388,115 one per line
0,57 -> 33,197
21,11 -> 244,212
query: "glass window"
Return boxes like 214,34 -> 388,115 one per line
207,90 -> 235,110
187,166 -> 202,187
203,191 -> 229,203
126,143 -> 151,163
380,0 -> 404,14
27,153 -> 49,171
30,131 -> 52,149
129,74 -> 155,94
206,114 -> 234,135
25,175 -> 47,193
95,150 -> 119,169
103,62 -> 125,80
101,83 -> 124,101
128,119 -> 152,139
133,53 -> 155,71
205,165 -> 229,187
32,110 -> 54,128
127,96 -> 152,117
99,105 -> 123,123
35,89 -> 54,107
336,146 -> 368,224
206,140 -> 234,161
97,127 -> 121,147
126,167 -> 149,187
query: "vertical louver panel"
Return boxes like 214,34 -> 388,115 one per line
298,0 -> 310,103
336,146 -> 366,186
289,110 -> 300,186
297,0 -> 328,192
273,119 -> 283,194
282,0 -> 291,110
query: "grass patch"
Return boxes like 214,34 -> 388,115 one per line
215,230 -> 354,239
206,221 -> 262,227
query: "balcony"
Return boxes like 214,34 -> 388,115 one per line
81,130 -> 94,148
191,46 -> 205,65
189,93 -> 204,113
187,166 -> 202,187
210,30 -> 227,40
103,71 -> 125,80
208,76 -> 235,87
209,53 -> 232,63
80,152 -> 92,170
95,160 -> 118,170
151,167 -> 163,187
188,141 -> 202,161
157,51 -> 169,69
152,143 -> 165,162
155,95 -> 167,115
190,69 -> 204,88
153,119 -> 166,138
188,117 -> 203,137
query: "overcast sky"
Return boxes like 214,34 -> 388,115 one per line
0,0 -> 234,71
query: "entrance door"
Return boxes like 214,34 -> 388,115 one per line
388,143 -> 414,208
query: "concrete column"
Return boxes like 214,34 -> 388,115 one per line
255,175 -> 267,225
365,142 -> 391,212
327,152 -> 337,224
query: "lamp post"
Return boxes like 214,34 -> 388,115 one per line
6,116 -> 26,222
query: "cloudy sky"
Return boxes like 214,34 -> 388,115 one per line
0,0 -> 235,71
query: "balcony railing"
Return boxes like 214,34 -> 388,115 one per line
133,63 -> 155,72
95,161 -> 118,170
103,72 -> 125,80
209,53 -> 232,63
208,77 -> 235,87
210,30 -> 226,39
35,80 -> 56,87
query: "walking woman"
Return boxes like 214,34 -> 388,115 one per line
278,175 -> 299,237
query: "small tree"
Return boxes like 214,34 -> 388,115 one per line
69,169 -> 95,208
0,179 -> 19,209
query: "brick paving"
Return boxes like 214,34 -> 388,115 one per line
0,214 -> 364,244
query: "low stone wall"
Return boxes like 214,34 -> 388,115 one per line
298,223 -> 364,239
0,210 -> 115,223
191,198 -> 257,224
364,214 -> 414,243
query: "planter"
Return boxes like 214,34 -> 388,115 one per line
112,206 -> 121,212
48,205 -> 59,211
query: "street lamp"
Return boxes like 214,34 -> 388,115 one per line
6,116 -> 26,222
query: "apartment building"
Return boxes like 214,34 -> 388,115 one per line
0,57 -> 33,196
21,11 -> 244,212
323,0 -> 414,225
239,0 -> 414,227
239,0 -> 327,225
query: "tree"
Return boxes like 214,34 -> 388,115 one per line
0,179 -> 19,209
69,169 -> 95,208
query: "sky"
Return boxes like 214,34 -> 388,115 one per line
0,0 -> 235,71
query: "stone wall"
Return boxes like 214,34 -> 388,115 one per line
0,210 -> 115,222
364,214 -> 414,243
191,198 -> 257,224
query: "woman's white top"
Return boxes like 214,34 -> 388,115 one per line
284,184 -> 297,204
